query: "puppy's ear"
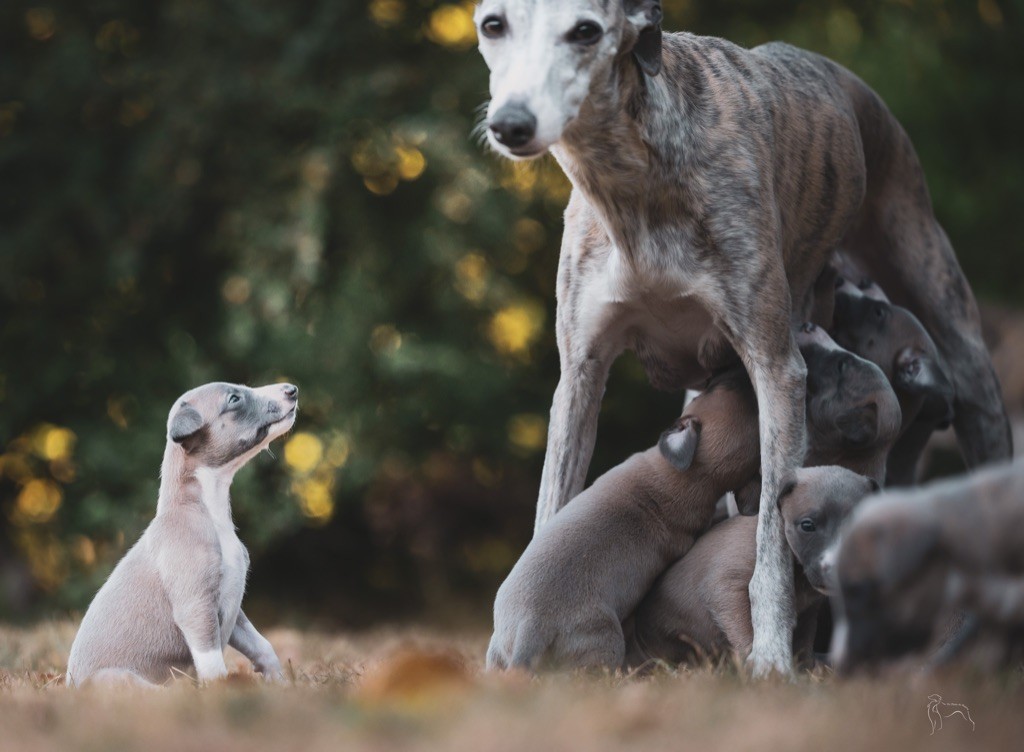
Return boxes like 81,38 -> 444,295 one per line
835,402 -> 879,447
894,348 -> 955,414
658,417 -> 701,471
775,473 -> 798,510
625,0 -> 663,77
169,404 -> 204,450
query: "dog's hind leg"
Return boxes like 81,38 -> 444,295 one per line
842,77 -> 1012,468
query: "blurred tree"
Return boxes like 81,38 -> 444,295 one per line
0,0 -> 1020,624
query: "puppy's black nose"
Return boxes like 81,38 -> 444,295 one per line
489,104 -> 537,149
282,384 -> 298,400
801,322 -> 817,333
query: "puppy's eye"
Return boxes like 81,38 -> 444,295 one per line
480,15 -> 506,38
799,519 -> 816,533
228,394 -> 241,405
567,21 -> 603,45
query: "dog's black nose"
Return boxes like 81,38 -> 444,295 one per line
489,104 -> 537,149
282,384 -> 298,400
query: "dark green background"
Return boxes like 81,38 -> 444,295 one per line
1,0 -> 1021,627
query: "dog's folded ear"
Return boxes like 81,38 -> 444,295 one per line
894,348 -> 955,426
658,417 -> 701,471
625,0 -> 663,77
169,404 -> 204,450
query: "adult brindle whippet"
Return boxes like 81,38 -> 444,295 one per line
473,0 -> 1010,675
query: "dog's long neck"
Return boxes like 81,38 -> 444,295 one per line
550,46 -> 705,264
157,445 -> 236,528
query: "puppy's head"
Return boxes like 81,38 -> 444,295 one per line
475,0 -> 664,159
798,323 -> 902,457
831,279 -> 954,427
829,497 -> 946,674
167,382 -> 298,471
779,466 -> 877,595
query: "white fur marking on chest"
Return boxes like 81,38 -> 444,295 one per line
195,466 -> 249,644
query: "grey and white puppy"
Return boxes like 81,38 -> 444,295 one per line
474,0 -> 1009,674
830,460 -> 1024,674
487,369 -> 760,671
66,382 -> 297,687
627,466 -> 876,668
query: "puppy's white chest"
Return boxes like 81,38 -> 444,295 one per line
215,522 -> 248,637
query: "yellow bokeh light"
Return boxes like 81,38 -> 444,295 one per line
454,253 -> 489,303
395,146 -> 426,181
293,478 -> 335,523
41,426 -> 76,461
370,324 -> 403,355
365,174 -> 399,196
25,8 -> 56,41
507,414 -> 547,453
284,433 -> 323,474
426,2 -> 477,49
15,479 -> 63,524
326,433 -> 352,468
488,303 -> 545,358
369,0 -> 405,26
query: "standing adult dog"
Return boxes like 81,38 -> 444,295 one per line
473,0 -> 1010,674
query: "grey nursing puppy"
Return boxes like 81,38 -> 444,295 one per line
831,459 -> 1024,673
67,382 -> 297,687
475,0 -> 1010,675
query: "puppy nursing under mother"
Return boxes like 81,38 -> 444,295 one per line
66,382 -> 297,687
487,369 -> 760,671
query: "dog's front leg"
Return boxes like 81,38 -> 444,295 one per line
719,271 -> 808,677
229,610 -> 286,682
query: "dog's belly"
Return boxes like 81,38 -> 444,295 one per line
623,296 -> 728,392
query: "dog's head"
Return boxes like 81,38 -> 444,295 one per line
167,382 -> 298,471
798,323 -> 903,460
778,466 -> 877,596
831,278 -> 954,428
829,497 -> 947,674
475,0 -> 663,159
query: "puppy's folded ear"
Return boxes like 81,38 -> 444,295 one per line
625,0 -> 663,77
894,348 -> 955,426
658,417 -> 701,471
169,404 -> 204,450
835,402 -> 879,447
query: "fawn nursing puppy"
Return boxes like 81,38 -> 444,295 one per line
831,460 -> 1024,673
627,467 -> 876,667
67,382 -> 297,687
487,369 -> 759,671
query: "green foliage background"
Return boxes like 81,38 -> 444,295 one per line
1,0 -> 1021,626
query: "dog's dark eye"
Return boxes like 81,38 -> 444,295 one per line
228,394 -> 241,406
480,15 -> 506,39
800,518 -> 816,533
567,21 -> 603,45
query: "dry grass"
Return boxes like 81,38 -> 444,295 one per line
1,621 -> 1021,752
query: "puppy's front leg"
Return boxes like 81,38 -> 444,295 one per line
229,610 -> 286,682
157,542 -> 226,683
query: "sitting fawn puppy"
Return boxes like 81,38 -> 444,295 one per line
67,382 -> 297,687
831,459 -> 1024,674
830,277 -> 954,485
627,466 -> 876,668
487,368 -> 760,671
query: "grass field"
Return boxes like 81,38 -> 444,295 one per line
1,621 -> 1021,751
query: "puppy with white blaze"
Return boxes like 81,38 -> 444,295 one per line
66,382 -> 298,687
